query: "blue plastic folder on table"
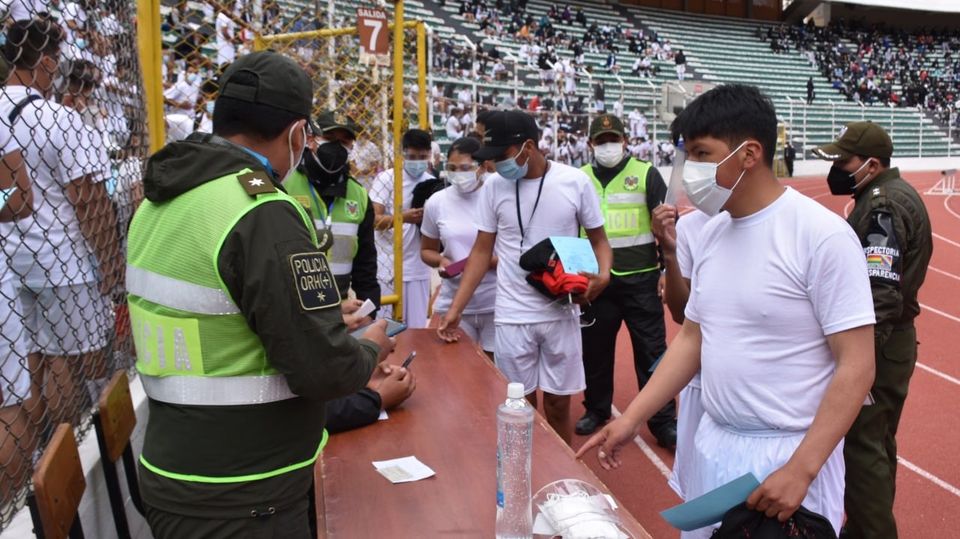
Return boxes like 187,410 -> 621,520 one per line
660,473 -> 761,531
549,236 -> 598,274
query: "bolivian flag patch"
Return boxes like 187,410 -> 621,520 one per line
866,253 -> 893,271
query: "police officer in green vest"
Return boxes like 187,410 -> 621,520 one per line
284,111 -> 381,325
126,51 -> 394,538
575,114 -> 677,449
815,122 -> 932,539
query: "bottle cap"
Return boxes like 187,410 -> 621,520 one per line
507,382 -> 525,400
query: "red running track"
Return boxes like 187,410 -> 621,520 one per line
563,171 -> 960,538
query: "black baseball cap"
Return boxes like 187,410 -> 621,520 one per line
219,51 -> 315,128
589,113 -> 625,140
474,111 -> 540,161
315,110 -> 360,138
813,121 -> 893,161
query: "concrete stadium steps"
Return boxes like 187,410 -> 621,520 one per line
626,6 -> 958,157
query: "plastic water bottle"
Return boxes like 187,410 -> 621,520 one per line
496,382 -> 534,539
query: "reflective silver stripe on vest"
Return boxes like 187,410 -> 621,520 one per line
330,262 -> 353,275
330,222 -> 359,236
608,232 -> 656,248
140,373 -> 296,406
126,265 -> 241,315
606,193 -> 647,205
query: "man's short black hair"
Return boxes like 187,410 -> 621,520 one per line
3,16 -> 63,69
402,129 -> 432,151
448,136 -> 481,158
673,84 -> 778,167
212,70 -> 300,140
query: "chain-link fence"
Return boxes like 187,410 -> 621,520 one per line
254,7 -> 428,319
0,1 -> 147,531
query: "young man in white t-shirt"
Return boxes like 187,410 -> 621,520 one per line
1,18 -> 119,428
578,85 -> 876,536
438,111 -> 612,444
371,129 -> 434,328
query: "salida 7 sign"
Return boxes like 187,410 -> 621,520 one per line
357,8 -> 389,56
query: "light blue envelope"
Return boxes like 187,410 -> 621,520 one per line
549,236 -> 598,274
660,473 -> 761,531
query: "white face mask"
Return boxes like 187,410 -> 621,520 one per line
593,142 -> 625,168
447,169 -> 481,194
681,141 -> 748,217
282,123 -> 306,184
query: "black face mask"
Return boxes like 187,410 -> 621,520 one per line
826,165 -> 856,195
301,141 -> 349,189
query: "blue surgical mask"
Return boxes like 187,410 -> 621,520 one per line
187,72 -> 199,85
495,142 -> 530,181
403,159 -> 429,178
76,39 -> 87,50
205,101 -> 215,115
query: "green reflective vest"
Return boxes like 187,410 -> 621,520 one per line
581,159 -> 659,275
127,168 -> 328,483
284,170 -> 368,279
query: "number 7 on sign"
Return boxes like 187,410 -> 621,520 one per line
357,8 -> 389,56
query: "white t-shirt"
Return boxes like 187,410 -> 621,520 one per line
215,12 -> 237,65
163,78 -> 199,115
421,186 -> 496,315
371,168 -> 432,281
0,86 -> 108,287
1,0 -> 41,20
476,161 -> 604,324
445,115 -> 462,139
674,208 -> 712,390
685,188 -> 876,431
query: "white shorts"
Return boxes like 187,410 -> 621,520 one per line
680,414 -> 845,539
378,278 -> 431,329
494,319 -> 585,396
1,279 -> 29,407
19,281 -> 111,356
458,311 -> 495,352
668,375 -> 704,500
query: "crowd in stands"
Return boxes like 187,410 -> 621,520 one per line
766,19 -> 960,137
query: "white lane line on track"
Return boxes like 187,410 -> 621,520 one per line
916,362 -> 960,387
610,405 -> 672,479
929,266 -> 960,282
920,303 -> 960,325
945,195 -> 960,222
933,232 -> 960,249
897,457 -> 960,499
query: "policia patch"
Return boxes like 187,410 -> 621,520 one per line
289,252 -> 341,311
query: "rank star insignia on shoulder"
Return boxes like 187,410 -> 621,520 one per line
238,171 -> 276,196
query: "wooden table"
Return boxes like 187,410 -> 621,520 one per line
315,329 -> 651,538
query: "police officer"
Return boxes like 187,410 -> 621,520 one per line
815,121 -> 932,539
126,51 -> 395,538
284,110 -> 381,324
575,113 -> 678,449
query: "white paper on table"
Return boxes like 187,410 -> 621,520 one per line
378,409 -> 389,421
372,456 -> 435,484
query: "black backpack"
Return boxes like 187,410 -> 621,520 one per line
712,503 -> 837,539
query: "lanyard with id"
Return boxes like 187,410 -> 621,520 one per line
516,162 -> 549,248
308,183 -> 336,252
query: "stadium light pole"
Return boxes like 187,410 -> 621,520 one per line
949,108 -> 954,158
645,79 -> 658,153
917,106 -> 924,158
